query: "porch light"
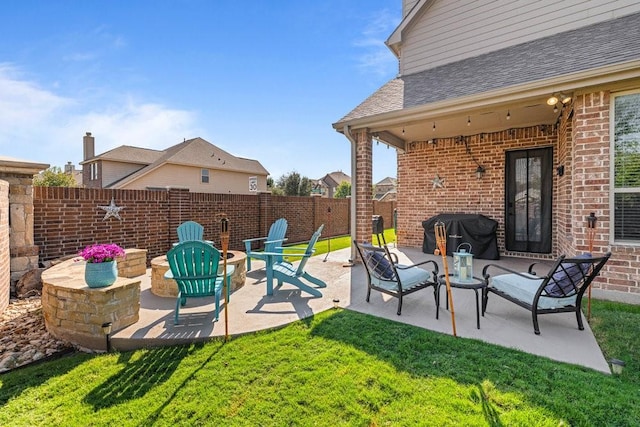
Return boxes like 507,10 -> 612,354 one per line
475,165 -> 485,179
506,110 -> 511,120
547,93 -> 571,106
333,298 -> 340,309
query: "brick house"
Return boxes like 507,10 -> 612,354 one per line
334,1 -> 640,299
80,133 -> 269,194
311,171 -> 351,198
374,177 -> 397,201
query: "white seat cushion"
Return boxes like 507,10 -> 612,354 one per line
490,273 -> 577,310
371,265 -> 430,292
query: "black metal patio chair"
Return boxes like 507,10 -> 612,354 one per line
481,252 -> 611,334
354,241 -> 439,315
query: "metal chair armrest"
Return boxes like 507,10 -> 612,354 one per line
482,263 -> 545,281
397,259 -> 439,273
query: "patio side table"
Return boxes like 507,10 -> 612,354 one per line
436,274 -> 486,329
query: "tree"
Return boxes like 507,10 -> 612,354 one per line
267,177 -> 284,195
299,177 -> 312,197
334,182 -> 351,198
276,171 -> 312,196
33,166 -> 77,187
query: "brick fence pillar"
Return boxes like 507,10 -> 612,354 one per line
167,188 -> 191,244
258,192 -> 272,236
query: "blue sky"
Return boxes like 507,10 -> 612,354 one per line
0,1 -> 400,183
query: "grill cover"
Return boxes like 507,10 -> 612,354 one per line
422,213 -> 499,260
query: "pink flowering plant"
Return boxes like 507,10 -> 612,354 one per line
79,243 -> 125,263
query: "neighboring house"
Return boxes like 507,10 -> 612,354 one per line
374,177 -> 397,201
79,133 -> 269,194
334,1 -> 640,299
312,171 -> 351,198
64,162 -> 83,186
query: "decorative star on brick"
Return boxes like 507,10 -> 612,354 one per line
431,174 -> 445,189
98,198 -> 124,221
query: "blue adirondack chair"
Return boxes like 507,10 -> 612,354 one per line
243,218 -> 288,271
164,241 -> 234,325
175,220 -> 215,247
177,221 -> 204,241
263,225 -> 326,297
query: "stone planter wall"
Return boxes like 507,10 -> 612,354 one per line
117,248 -> 148,278
150,250 -> 247,298
41,257 -> 141,351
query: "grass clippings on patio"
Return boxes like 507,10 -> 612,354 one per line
0,299 -> 638,426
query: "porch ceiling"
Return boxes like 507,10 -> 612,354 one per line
371,98 -> 559,148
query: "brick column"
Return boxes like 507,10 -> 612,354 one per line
354,130 -> 373,254
572,92 -> 610,255
573,91 -> 614,292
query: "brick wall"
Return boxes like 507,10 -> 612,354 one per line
392,99 -> 639,295
573,91 -> 639,295
33,186 -> 395,265
34,187 -> 169,265
397,126 -> 557,257
0,180 -> 9,313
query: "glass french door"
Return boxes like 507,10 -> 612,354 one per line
505,147 -> 553,253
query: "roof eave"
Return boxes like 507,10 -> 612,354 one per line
386,0 -> 430,57
334,59 -> 640,132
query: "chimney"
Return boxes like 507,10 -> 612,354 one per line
64,161 -> 74,174
83,132 -> 95,160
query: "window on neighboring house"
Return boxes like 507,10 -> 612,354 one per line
90,162 -> 98,181
612,91 -> 640,243
201,169 -> 210,184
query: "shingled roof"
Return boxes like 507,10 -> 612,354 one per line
89,137 -> 269,189
82,146 -> 163,165
335,11 -> 640,125
336,79 -> 404,123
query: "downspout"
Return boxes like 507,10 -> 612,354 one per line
343,125 -> 357,264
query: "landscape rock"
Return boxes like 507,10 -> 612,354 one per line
15,268 -> 45,298
0,296 -> 73,373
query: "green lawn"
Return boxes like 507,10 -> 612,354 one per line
283,228 -> 396,260
0,299 -> 638,426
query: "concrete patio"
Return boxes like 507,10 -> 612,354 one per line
112,246 -> 612,374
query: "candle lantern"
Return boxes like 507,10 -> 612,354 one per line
453,243 -> 473,282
